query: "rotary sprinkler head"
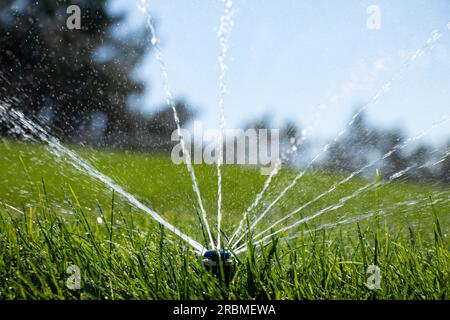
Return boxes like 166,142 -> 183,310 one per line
202,249 -> 235,284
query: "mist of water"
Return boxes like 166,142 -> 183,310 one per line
216,0 -> 234,249
235,136 -> 450,253
255,190 -> 450,249
231,27 -> 445,249
0,102 -> 205,253
229,53 -> 386,245
137,0 -> 215,249
246,115 -> 449,244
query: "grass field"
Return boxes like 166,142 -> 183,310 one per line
0,139 -> 449,299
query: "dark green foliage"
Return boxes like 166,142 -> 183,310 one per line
0,1 -> 144,135
0,1 -> 195,150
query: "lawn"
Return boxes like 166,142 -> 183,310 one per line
0,139 -> 449,299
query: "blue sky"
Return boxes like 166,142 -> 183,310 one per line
110,0 -> 450,146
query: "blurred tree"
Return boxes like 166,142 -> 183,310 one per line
375,129 -> 409,178
242,113 -> 272,132
108,100 -> 196,151
280,120 -> 299,142
405,144 -> 436,183
279,120 -> 307,166
146,101 -> 195,138
323,111 -> 376,173
438,142 -> 450,185
321,109 -> 448,184
0,0 -> 195,148
241,114 -> 307,167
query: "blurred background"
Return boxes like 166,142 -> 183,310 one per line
0,0 -> 449,184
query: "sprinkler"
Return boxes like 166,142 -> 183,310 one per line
202,249 -> 235,284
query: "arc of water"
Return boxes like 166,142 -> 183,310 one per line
229,69 -> 370,245
228,160 -> 280,244
137,1 -> 215,249
0,102 -> 205,254
230,47 -> 396,243
234,183 -> 374,253
229,54 -> 383,245
255,177 -> 450,250
296,189 -> 450,239
216,0 -> 234,249
231,27 -> 444,249
258,189 -> 450,249
0,201 -> 24,215
419,148 -> 450,168
234,121 -> 450,253
249,116 -> 449,243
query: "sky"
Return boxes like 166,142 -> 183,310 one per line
110,0 -> 450,146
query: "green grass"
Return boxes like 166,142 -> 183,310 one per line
0,139 -> 449,299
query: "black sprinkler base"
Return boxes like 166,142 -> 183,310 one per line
202,249 -> 235,284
